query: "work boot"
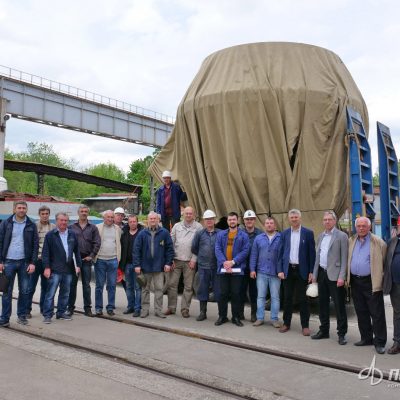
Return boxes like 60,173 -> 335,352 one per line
250,303 -> 257,323
196,301 -> 207,321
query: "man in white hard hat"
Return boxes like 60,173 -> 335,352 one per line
113,207 -> 126,230
240,210 -> 262,322
191,210 -> 221,321
164,206 -> 202,318
156,170 -> 185,231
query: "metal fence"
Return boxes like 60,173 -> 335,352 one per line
0,65 -> 175,124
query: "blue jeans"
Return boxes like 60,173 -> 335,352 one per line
42,272 -> 73,318
1,259 -> 30,321
256,273 -> 281,321
125,264 -> 141,312
27,259 -> 47,313
95,258 -> 118,311
197,268 -> 220,302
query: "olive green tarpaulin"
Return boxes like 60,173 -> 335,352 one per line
149,42 -> 368,233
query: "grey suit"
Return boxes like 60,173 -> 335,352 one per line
313,228 -> 348,337
313,228 -> 348,281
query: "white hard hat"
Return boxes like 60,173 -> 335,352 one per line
306,283 -> 318,298
203,209 -> 216,219
243,210 -> 256,219
162,170 -> 172,178
114,207 -> 125,214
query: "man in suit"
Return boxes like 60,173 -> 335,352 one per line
278,209 -> 315,335
383,229 -> 400,354
311,211 -> 348,345
42,212 -> 82,324
348,216 -> 387,354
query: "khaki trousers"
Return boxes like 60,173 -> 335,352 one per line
167,260 -> 195,312
142,272 -> 164,314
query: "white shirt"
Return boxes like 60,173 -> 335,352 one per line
289,227 -> 301,264
319,228 -> 335,268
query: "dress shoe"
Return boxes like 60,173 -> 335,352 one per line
84,309 -> 94,317
181,309 -> 190,318
387,343 -> 400,355
132,310 -> 140,318
164,308 -> 176,316
140,310 -> 149,318
250,312 -> 257,323
123,308 -> 134,315
311,331 -> 329,340
375,345 -> 386,354
302,327 -> 311,336
66,309 -> 74,316
239,312 -> 245,321
196,312 -> 207,321
253,319 -> 264,327
338,335 -> 347,345
232,317 -> 244,327
215,316 -> 229,326
26,313 -> 32,319
279,325 -> 290,333
155,312 -> 166,318
354,339 -> 373,346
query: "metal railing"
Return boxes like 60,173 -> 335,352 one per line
0,65 -> 175,124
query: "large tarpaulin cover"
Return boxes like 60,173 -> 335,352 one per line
149,42 -> 368,233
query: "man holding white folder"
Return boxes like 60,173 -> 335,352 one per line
215,212 -> 250,327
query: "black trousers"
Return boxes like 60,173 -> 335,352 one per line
68,260 -> 93,310
218,274 -> 243,319
283,267 -> 309,328
161,216 -> 180,231
240,271 -> 257,306
317,267 -> 347,336
351,274 -> 387,346
390,282 -> 400,344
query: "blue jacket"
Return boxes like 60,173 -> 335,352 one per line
42,229 -> 82,274
250,232 -> 282,275
156,182 -> 184,220
215,229 -> 250,275
0,215 -> 39,265
241,227 -> 263,271
133,227 -> 174,273
278,226 -> 316,280
191,228 -> 220,269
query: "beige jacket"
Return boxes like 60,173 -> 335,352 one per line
95,223 -> 122,262
347,233 -> 387,292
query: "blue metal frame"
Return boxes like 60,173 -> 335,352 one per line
346,107 -> 375,232
377,121 -> 399,242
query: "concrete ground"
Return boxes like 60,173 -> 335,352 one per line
1,281 -> 400,399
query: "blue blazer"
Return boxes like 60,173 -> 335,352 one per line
156,182 -> 185,221
215,229 -> 250,275
278,226 -> 316,280
42,229 -> 82,274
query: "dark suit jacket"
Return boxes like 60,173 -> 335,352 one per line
383,236 -> 399,295
278,226 -> 316,280
42,229 -> 82,274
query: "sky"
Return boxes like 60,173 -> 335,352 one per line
0,0 -> 399,174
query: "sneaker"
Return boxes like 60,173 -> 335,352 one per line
43,317 -> 52,324
106,310 -> 115,316
56,314 -> 72,321
95,310 -> 103,316
132,310 -> 140,317
0,319 -> 10,328
271,320 -> 282,328
181,309 -> 190,318
140,310 -> 149,318
155,312 -> 166,318
17,317 -> 29,326
253,319 -> 264,327
66,309 -> 74,316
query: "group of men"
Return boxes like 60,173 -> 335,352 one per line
0,172 -> 399,358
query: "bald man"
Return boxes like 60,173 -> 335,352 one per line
164,207 -> 203,318
348,217 -> 387,354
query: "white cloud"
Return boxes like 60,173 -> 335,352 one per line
1,0 -> 400,178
